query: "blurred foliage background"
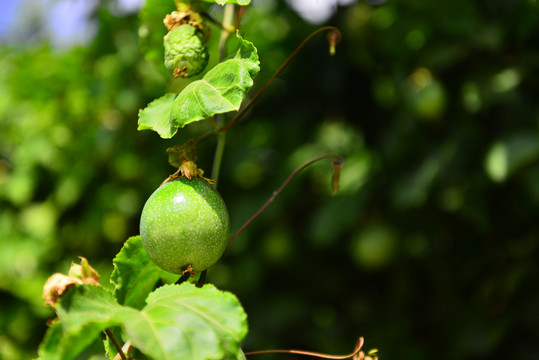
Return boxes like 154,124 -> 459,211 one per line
1,0 -> 539,359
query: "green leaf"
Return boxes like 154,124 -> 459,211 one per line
122,283 -> 248,360
38,321 -> 63,360
111,235 -> 172,309
39,320 -> 106,360
138,93 -> 178,139
39,277 -> 247,359
39,285 -> 124,360
56,285 -> 122,332
170,33 -> 260,128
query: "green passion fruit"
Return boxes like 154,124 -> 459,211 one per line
164,24 -> 209,78
140,178 -> 229,274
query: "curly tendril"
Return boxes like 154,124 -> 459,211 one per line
192,26 -> 342,146
227,153 -> 344,247
219,26 -> 342,133
244,337 -> 365,359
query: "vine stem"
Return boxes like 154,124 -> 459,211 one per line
211,3 -> 236,186
194,26 -> 341,146
219,26 -> 341,133
245,337 -> 364,359
227,153 -> 344,247
105,328 -> 127,360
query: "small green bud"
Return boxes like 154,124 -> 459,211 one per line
164,24 -> 209,78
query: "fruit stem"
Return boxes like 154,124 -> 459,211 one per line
211,130 -> 226,188
227,153 -> 344,247
196,269 -> 207,287
175,272 -> 191,285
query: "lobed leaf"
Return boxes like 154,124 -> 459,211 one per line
123,283 -> 248,360
39,285 -> 124,360
137,34 -> 259,138
39,281 -> 247,360
170,33 -> 260,128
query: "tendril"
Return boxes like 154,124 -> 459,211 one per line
219,26 -> 342,133
192,26 -> 342,145
227,153 -> 344,247
244,336 -> 364,359
327,29 -> 342,56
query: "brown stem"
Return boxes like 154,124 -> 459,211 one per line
105,328 -> 128,360
245,337 -> 364,359
193,26 -> 342,146
227,153 -> 344,247
200,11 -> 235,32
234,6 -> 247,29
220,26 -> 341,133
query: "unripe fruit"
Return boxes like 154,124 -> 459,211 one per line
140,178 -> 229,274
164,24 -> 209,78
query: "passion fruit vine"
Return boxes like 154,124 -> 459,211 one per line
140,178 -> 229,274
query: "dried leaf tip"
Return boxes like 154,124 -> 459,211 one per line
42,257 -> 100,308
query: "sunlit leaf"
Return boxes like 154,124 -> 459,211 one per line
39,285 -> 123,360
170,33 -> 259,128
39,282 -> 247,360
111,235 -> 171,310
37,321 -> 63,360
137,93 -> 178,139
56,285 -> 121,333
123,283 -> 248,360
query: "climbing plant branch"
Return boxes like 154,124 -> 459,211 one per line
220,26 -> 341,133
245,337 -> 364,359
192,26 -> 342,146
227,153 -> 344,247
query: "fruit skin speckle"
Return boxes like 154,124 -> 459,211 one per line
140,178 -> 229,274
